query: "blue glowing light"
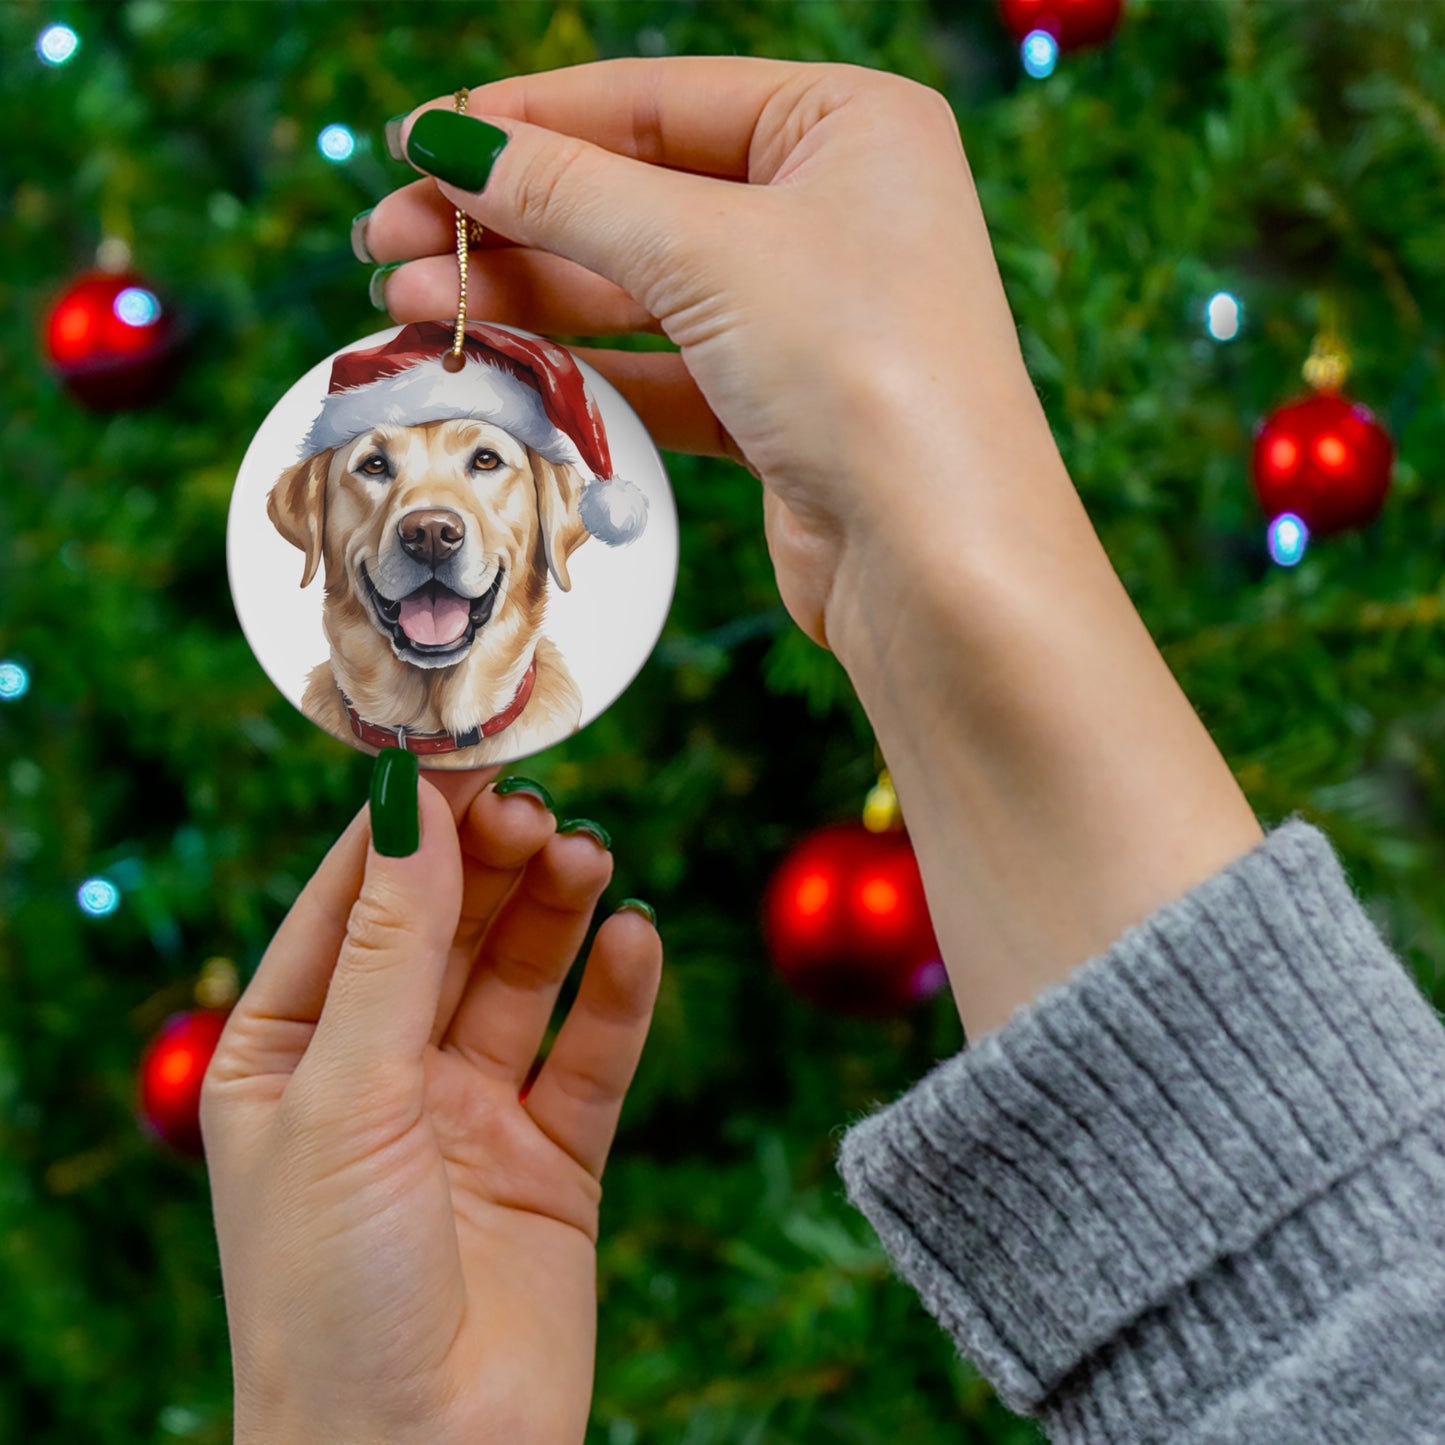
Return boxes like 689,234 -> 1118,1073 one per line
1206,291 -> 1243,342
910,959 -> 948,1002
38,24 -> 79,66
318,124 -> 356,162
114,287 -> 161,328
0,660 -> 29,701
78,878 -> 121,918
1022,30 -> 1059,79
1268,512 -> 1309,567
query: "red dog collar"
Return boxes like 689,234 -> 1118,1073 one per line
342,655 -> 537,756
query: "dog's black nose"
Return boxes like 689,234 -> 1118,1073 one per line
399,509 -> 465,566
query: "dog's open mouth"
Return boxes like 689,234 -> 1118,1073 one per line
364,566 -> 503,657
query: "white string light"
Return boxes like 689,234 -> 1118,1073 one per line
1022,30 -> 1059,79
1205,291 -> 1243,342
318,124 -> 356,162
0,660 -> 29,701
1267,512 -> 1308,567
37,24 -> 79,66
77,878 -> 121,918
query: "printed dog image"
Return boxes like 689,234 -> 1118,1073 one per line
265,321 -> 647,767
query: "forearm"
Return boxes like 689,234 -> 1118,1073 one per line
827,397 -> 1262,1040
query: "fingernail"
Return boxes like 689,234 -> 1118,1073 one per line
384,113 -> 409,162
558,818 -> 612,851
350,208 -> 375,264
493,775 -> 555,812
617,898 -> 656,926
370,747 -> 420,857
368,261 -> 403,311
405,110 -> 510,192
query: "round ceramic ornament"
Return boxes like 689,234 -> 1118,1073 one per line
227,318 -> 678,769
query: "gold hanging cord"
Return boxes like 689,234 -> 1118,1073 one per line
443,88 -> 486,373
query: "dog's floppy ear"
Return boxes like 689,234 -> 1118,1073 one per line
529,448 -> 591,592
266,450 -> 331,588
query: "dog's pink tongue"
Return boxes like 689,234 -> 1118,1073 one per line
399,589 -> 469,646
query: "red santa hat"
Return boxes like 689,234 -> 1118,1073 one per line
300,320 -> 647,546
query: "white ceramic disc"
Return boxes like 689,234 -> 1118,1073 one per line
227,321 -> 678,769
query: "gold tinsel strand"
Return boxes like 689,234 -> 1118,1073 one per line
1303,295 -> 1350,392
863,769 -> 902,833
195,956 -> 240,1011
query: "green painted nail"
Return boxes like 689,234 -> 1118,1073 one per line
494,775 -> 555,811
559,818 -> 612,851
384,113 -> 409,162
405,110 -> 510,192
370,748 -> 419,857
368,261 -> 403,311
350,208 -> 375,264
617,898 -> 656,926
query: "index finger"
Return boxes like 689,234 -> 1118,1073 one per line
210,804 -> 370,1061
409,55 -> 809,181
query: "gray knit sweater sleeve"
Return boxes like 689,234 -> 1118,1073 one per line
835,818 -> 1445,1443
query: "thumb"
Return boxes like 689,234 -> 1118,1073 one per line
303,752 -> 462,1089
398,106 -> 747,316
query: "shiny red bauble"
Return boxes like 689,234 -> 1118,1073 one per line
763,823 -> 945,1017
137,1009 -> 230,1157
1251,392 -> 1394,537
44,269 -> 181,410
998,0 -> 1125,49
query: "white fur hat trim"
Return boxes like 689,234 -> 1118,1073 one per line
301,354 -> 592,475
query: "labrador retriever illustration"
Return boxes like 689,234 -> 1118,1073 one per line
266,321 -> 647,767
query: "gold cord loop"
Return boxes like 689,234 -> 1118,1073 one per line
1303,293 -> 1350,393
443,88 -> 480,373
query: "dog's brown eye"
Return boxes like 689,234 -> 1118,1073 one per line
358,454 -> 388,477
471,450 -> 501,472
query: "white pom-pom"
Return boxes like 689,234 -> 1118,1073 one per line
579,477 -> 648,545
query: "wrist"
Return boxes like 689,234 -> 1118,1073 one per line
824,434 -> 1262,1039
234,1413 -> 421,1445
823,382 -> 1077,677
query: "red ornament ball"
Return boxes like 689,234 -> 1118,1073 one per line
763,823 -> 945,1017
44,269 -> 181,410
137,1009 -> 230,1157
1251,392 -> 1394,538
998,0 -> 1124,49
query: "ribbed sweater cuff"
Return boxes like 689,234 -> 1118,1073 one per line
836,817 -> 1445,1433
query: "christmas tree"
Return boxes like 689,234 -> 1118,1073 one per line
2,3 -> 1443,1442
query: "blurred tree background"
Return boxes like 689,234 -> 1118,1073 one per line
2,1 -> 1443,1442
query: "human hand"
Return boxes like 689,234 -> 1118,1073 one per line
201,760 -> 661,1445
361,56 -> 1063,657
360,59 -> 1260,1048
